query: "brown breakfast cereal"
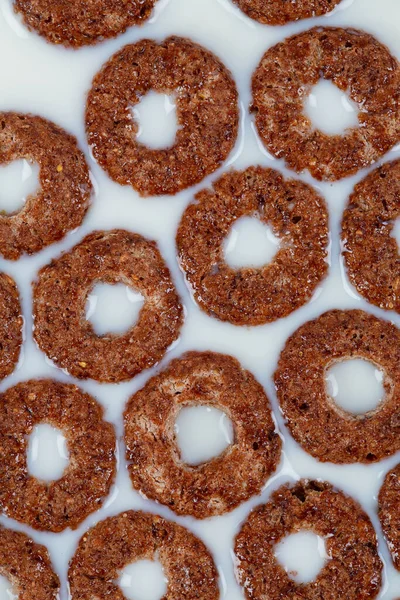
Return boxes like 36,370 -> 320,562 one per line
379,463 -> 400,570
124,351 -> 281,518
177,166 -> 329,325
0,379 -> 116,532
0,273 -> 22,380
252,27 -> 400,180
69,511 -> 219,599
342,159 -> 400,313
235,480 -> 382,600
86,37 -> 239,196
233,0 -> 342,25
0,112 -> 91,260
0,525 -> 60,599
275,310 -> 400,463
33,230 -> 183,383
14,0 -> 158,47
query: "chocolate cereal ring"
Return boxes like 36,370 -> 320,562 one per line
14,0 -> 158,48
342,159 -> 400,313
124,351 -> 281,518
0,113 -> 91,260
235,480 -> 383,600
86,37 -> 239,196
68,511 -> 219,599
176,167 -> 329,326
0,525 -> 59,599
0,273 -> 22,380
33,230 -> 183,382
232,0 -> 342,25
379,463 -> 400,570
252,27 -> 400,181
0,379 -> 116,532
274,310 -> 400,463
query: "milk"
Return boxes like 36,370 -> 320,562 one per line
0,0 -> 399,598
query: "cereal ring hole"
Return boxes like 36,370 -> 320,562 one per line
325,358 -> 385,415
132,92 -> 179,150
0,575 -> 16,600
274,530 -> 330,584
0,159 -> 40,216
119,558 -> 168,600
174,405 -> 234,466
304,80 -> 359,135
86,282 -> 144,336
223,216 -> 280,269
27,423 -> 69,483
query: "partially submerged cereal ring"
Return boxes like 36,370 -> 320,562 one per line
124,351 -> 281,518
177,166 -> 329,325
379,463 -> 400,570
252,27 -> 400,181
235,480 -> 383,600
0,525 -> 60,599
33,230 -> 183,382
69,511 -> 219,599
275,310 -> 400,463
0,379 -> 116,532
86,37 -> 239,196
0,112 -> 91,260
232,0 -> 342,25
342,159 -> 400,313
14,0 -> 159,47
0,273 -> 22,380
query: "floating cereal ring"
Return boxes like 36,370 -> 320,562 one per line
68,511 -> 219,599
235,480 -> 382,600
33,230 -> 183,383
176,166 -> 328,326
86,37 -> 239,196
232,0 -> 342,25
14,0 -> 158,48
342,159 -> 400,313
0,112 -> 91,260
252,27 -> 400,181
274,310 -> 400,463
0,273 -> 22,380
0,525 -> 59,599
379,463 -> 400,570
0,379 -> 116,532
124,351 -> 281,518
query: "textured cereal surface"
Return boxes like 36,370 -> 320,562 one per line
379,463 -> 400,570
33,229 -> 183,382
124,351 -> 281,518
252,27 -> 400,180
0,112 -> 91,260
177,167 -> 329,325
235,480 -> 382,600
0,379 -> 116,532
68,511 -> 219,599
0,525 -> 59,599
0,273 -> 22,380
342,159 -> 400,313
86,36 -> 239,196
275,310 -> 400,463
14,0 -> 158,47
233,0 -> 342,25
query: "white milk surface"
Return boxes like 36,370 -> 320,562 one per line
0,0 -> 399,598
